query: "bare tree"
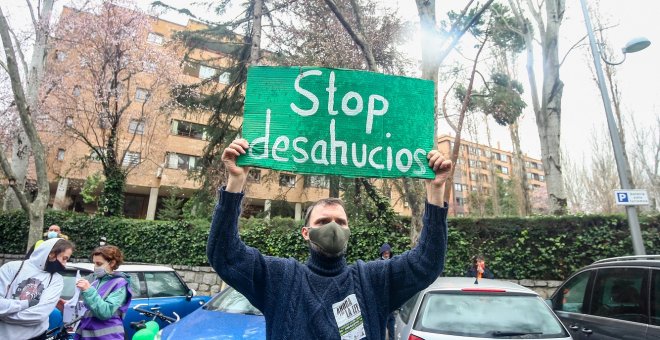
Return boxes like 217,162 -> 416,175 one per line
0,0 -> 54,249
44,1 -> 181,216
508,0 -> 567,215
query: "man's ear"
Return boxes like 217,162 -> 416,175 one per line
301,226 -> 310,241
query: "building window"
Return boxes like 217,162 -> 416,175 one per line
470,173 -> 478,181
279,174 -> 296,187
199,65 -> 217,80
122,151 -> 141,166
55,50 -> 67,61
305,175 -> 329,188
65,116 -> 74,128
72,85 -> 81,97
218,71 -> 231,84
454,183 -> 463,192
497,165 -> 509,174
90,148 -> 106,162
469,146 -> 479,155
143,61 -> 157,73
128,119 -> 145,134
135,88 -> 150,102
539,175 -> 545,182
247,169 -> 261,183
166,152 -> 199,170
171,120 -> 206,140
468,159 -> 477,168
147,32 -> 164,45
56,149 -> 65,161
455,197 -> 465,206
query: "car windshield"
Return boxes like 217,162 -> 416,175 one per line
205,288 -> 263,315
414,292 -> 568,339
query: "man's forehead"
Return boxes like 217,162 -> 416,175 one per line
49,225 -> 60,231
310,203 -> 347,219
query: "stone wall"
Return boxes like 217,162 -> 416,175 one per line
0,254 -> 560,298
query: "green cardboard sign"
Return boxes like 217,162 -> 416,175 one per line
238,66 -> 435,179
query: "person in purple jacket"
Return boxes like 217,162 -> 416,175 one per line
208,138 -> 452,339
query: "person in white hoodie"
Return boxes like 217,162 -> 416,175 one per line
0,238 -> 74,340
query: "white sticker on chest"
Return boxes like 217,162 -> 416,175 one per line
332,294 -> 366,340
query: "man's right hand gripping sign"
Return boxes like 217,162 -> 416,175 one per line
209,138 -> 451,340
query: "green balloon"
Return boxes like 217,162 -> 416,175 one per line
133,328 -> 156,340
144,321 -> 160,334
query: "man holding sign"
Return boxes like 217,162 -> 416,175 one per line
207,136 -> 451,339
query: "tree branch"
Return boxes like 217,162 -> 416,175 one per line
324,0 -> 377,71
436,0 -> 495,66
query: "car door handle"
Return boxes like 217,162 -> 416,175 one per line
569,325 -> 579,330
581,328 -> 593,335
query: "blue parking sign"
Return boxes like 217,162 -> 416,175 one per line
614,189 -> 649,206
617,193 -> 629,203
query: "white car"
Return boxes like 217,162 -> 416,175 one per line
394,277 -> 572,340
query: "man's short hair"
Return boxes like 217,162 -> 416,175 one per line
304,198 -> 345,227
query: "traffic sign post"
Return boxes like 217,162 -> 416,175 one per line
614,189 -> 650,206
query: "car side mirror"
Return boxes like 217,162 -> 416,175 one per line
544,299 -> 554,309
186,288 -> 196,301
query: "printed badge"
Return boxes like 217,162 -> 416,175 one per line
332,294 -> 366,340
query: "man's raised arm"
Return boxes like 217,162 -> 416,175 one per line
207,139 -> 273,310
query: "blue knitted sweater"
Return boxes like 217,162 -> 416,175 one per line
207,188 -> 448,340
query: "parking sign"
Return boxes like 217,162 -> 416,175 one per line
614,189 -> 649,206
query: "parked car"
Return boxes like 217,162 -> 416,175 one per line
49,263 -> 211,339
156,285 -> 265,339
548,255 -> 660,340
394,277 -> 572,340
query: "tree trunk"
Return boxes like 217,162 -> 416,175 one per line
509,121 -> 531,215
511,0 -> 567,215
3,134 -> 29,211
0,1 -> 54,249
250,0 -> 263,64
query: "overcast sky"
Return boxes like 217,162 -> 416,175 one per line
3,0 -> 657,163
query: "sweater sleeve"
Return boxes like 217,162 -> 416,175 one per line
0,274 -> 63,325
206,187 -> 286,312
0,263 -> 29,316
81,285 -> 127,320
368,201 -> 448,311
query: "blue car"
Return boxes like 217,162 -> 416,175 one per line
157,286 -> 265,339
49,263 -> 211,339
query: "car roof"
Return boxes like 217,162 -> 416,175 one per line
583,255 -> 660,270
67,262 -> 176,272
423,277 -> 538,295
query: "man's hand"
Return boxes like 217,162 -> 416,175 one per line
425,150 -> 452,206
221,139 -> 251,193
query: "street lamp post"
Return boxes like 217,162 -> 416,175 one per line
579,0 -> 649,255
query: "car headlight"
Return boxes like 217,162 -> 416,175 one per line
154,329 -> 163,340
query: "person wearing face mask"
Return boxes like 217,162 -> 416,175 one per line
35,225 -> 70,249
74,245 -> 132,340
208,138 -> 452,339
0,238 -> 74,340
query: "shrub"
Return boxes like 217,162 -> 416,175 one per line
1,209 -> 658,280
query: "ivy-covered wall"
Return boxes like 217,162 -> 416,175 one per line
1,210 -> 658,281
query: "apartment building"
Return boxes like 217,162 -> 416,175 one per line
436,135 -> 547,216
42,7 -> 546,221
43,7 -> 413,220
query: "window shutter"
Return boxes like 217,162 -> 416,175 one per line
167,153 -> 179,169
171,120 -> 178,135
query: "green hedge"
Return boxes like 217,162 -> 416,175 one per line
1,209 -> 659,281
